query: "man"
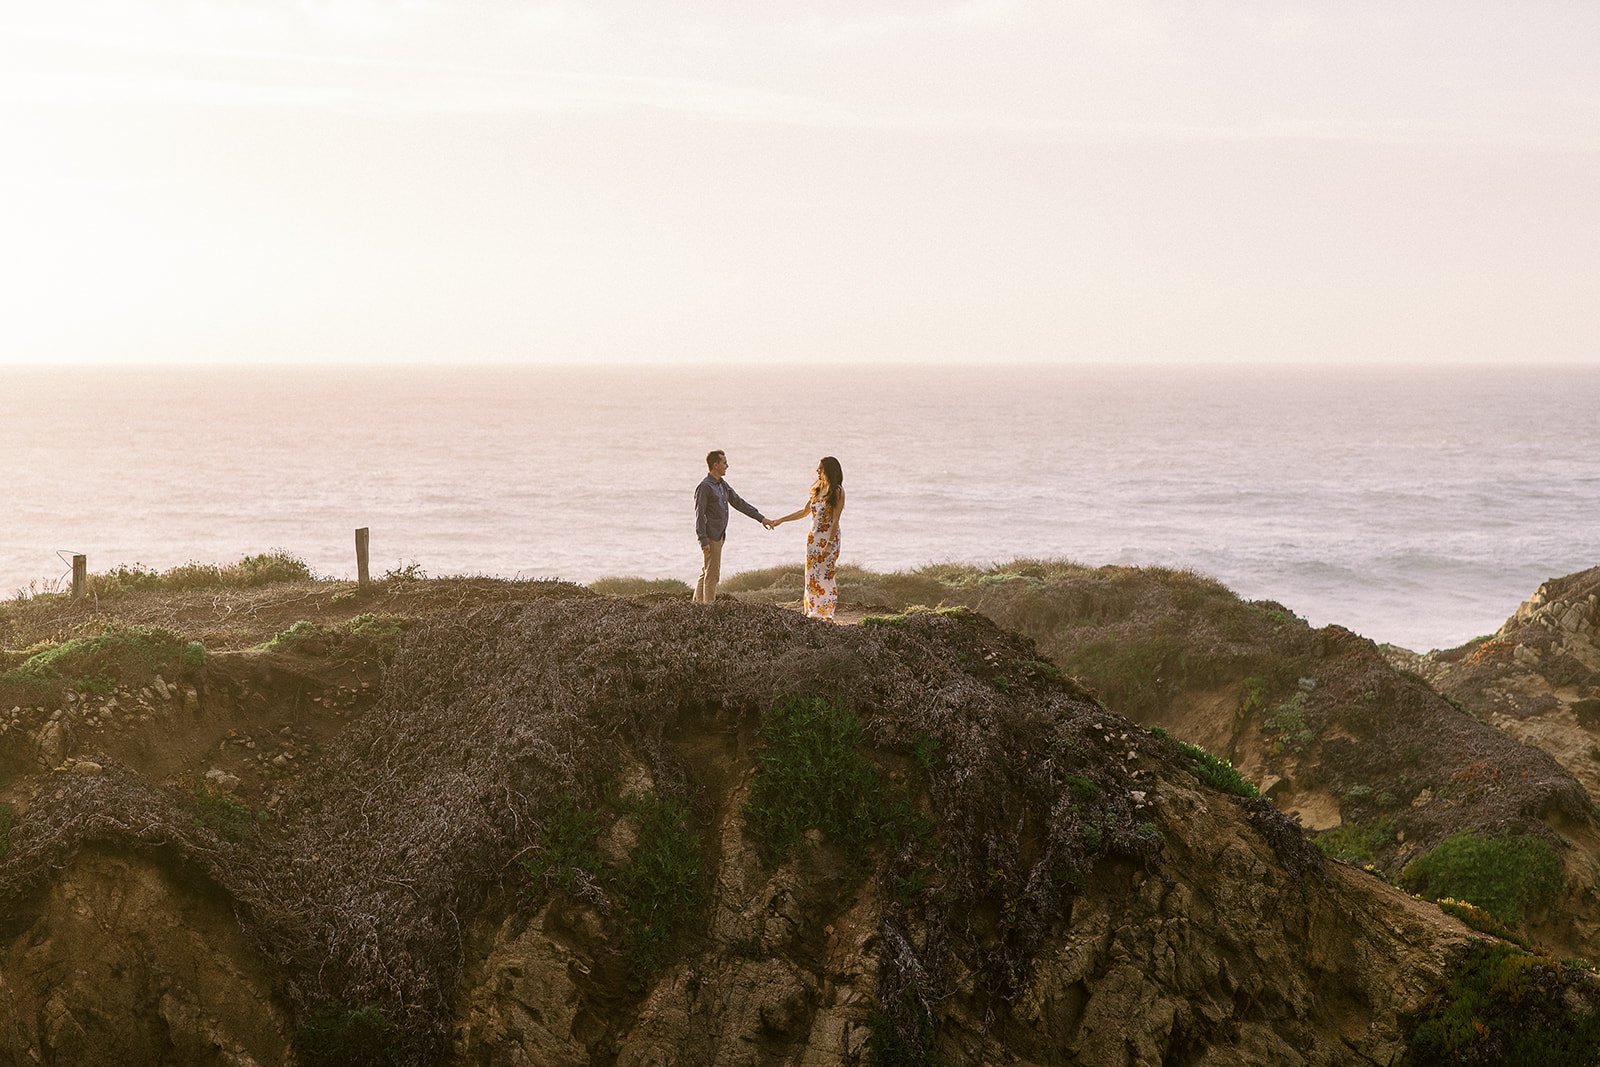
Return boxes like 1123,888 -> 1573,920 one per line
694,449 -> 771,603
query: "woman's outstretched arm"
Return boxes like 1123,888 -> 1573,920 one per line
770,502 -> 810,526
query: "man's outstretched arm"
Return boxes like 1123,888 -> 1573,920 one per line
724,484 -> 767,525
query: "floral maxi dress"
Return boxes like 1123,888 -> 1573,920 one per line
804,497 -> 840,620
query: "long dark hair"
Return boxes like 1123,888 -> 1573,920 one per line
812,456 -> 843,512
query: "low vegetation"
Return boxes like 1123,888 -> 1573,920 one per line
1434,898 -> 1530,949
1263,693 -> 1315,755
860,605 -> 973,628
1402,942 -> 1600,1065
524,790 -> 708,983
1401,832 -> 1566,926
297,1004 -> 399,1067
744,695 -> 886,863
588,576 -> 693,597
1313,817 -> 1396,865
610,793 -> 708,979
1150,728 -> 1259,798
261,620 -> 325,653
525,794 -> 602,896
82,552 -> 314,599
191,783 -> 255,843
0,802 -> 12,861
1,623 -> 202,697
260,613 -> 413,658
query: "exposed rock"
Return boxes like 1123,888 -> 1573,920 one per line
205,768 -> 241,791
598,815 -> 640,866
451,906 -> 590,1065
34,716 -> 69,768
0,851 -> 292,1065
1411,567 -> 1600,804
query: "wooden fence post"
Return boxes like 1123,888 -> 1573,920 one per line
356,528 -> 370,589
72,555 -> 87,599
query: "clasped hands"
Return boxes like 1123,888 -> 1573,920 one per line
762,518 -> 780,530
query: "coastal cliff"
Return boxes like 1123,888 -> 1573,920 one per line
2,568 -> 1598,1064
1389,567 -> 1600,802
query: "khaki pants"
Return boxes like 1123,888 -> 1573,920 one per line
694,539 -> 724,603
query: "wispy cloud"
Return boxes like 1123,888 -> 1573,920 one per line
3,43 -> 1593,155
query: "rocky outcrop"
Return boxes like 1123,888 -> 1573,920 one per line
447,767 -> 1476,1066
1401,568 -> 1600,802
839,565 -> 1600,950
0,850 -> 291,1065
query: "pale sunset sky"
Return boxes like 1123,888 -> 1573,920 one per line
1,1 -> 1596,365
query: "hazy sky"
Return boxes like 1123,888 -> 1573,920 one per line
2,1 -> 1597,365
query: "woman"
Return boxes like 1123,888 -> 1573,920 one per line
770,456 -> 845,620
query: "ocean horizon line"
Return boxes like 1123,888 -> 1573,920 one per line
3,359 -> 1599,371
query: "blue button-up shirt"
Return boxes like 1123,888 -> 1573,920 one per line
695,475 -> 765,545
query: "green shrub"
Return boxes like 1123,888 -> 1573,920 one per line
236,552 -> 315,586
1435,898 -> 1530,948
523,792 -> 707,983
1,624 -> 195,695
1314,818 -> 1395,865
343,613 -> 411,655
261,615 -> 410,657
1064,775 -> 1101,801
525,794 -> 602,895
744,696 -> 884,862
1264,693 -> 1315,755
1238,675 -> 1267,717
1023,659 -> 1062,683
1401,832 -> 1567,925
296,1004 -> 400,1067
613,793 -> 707,979
1168,738 -> 1259,798
588,576 -> 694,597
1572,698 -> 1600,728
261,620 -> 327,653
90,552 -> 313,597
861,605 -> 972,628
193,784 -> 254,842
1402,942 -> 1600,1065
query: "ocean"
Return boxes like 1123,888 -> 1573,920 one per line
2,364 -> 1595,652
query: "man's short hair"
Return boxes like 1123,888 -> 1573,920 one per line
706,450 -> 726,469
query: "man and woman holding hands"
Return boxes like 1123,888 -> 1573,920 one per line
693,449 -> 844,621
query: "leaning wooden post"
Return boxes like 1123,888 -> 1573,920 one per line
72,554 -> 87,599
356,527 -> 371,589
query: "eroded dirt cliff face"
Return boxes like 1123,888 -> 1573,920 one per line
0,587 -> 1565,1063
